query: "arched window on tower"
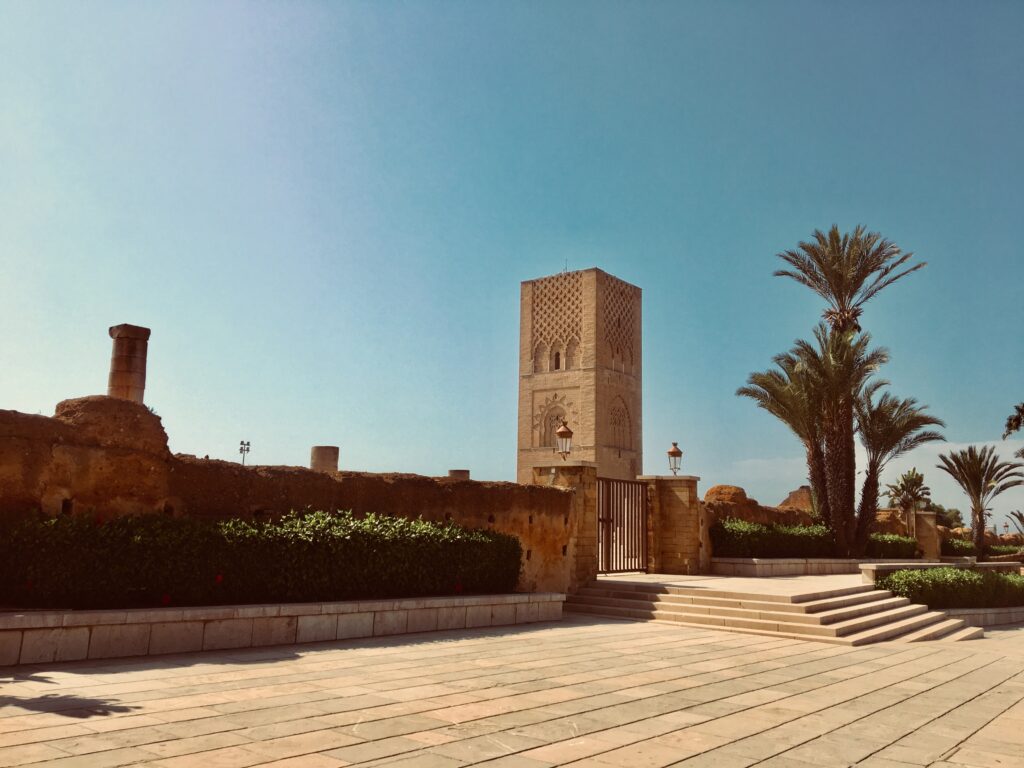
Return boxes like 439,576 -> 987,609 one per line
533,342 -> 548,373
565,339 -> 578,370
610,399 -> 631,452
540,406 -> 567,447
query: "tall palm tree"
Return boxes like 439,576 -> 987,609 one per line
1003,403 -> 1024,460
854,392 -> 944,554
738,351 -> 831,526
884,467 -> 933,538
794,325 -> 888,555
775,225 -> 925,333
937,446 -> 1024,561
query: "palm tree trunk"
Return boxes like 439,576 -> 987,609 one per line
853,462 -> 881,557
824,407 -> 857,557
807,441 -> 831,527
973,503 -> 987,562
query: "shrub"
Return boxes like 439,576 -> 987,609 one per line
941,537 -> 975,556
988,544 -> 1022,556
0,511 -> 522,609
864,534 -> 918,559
877,567 -> 1024,608
710,519 -> 833,558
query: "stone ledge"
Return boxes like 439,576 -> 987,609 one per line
711,558 -> 923,577
0,593 -> 565,667
945,606 -> 1024,627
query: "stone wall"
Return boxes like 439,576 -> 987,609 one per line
641,475 -> 701,574
0,397 -> 578,594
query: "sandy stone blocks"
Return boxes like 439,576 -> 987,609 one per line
296,615 -> 336,643
490,603 -> 516,626
373,609 -> 408,636
336,612 -> 374,639
0,631 -> 21,665
20,627 -> 90,664
407,608 -> 439,633
202,618 -> 253,650
252,616 -> 297,647
89,624 -> 151,659
436,606 -> 467,630
149,621 -> 204,655
465,605 -> 492,628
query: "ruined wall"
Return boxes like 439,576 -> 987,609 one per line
0,397 -> 576,593
702,485 -> 816,528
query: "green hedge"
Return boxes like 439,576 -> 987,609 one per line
0,511 -> 523,610
877,567 -> 1024,608
710,518 -> 919,559
939,539 -> 1023,557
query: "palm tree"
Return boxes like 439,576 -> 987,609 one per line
775,225 -> 925,333
856,398 -> 944,555
1003,403 -> 1024,460
794,325 -> 888,555
884,467 -> 933,539
738,351 -> 831,526
1008,510 -> 1024,537
937,446 -> 1024,561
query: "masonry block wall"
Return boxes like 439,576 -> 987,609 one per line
641,476 -> 702,574
0,397 -> 578,594
534,463 -> 599,593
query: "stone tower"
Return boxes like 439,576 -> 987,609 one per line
517,268 -> 642,483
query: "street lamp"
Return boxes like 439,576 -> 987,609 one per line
1004,522 -> 1010,535
239,440 -> 251,466
554,419 -> 573,460
667,442 -> 683,476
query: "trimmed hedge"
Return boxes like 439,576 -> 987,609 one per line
939,539 -> 1023,557
877,567 -> 1024,609
0,511 -> 523,609
710,518 -> 919,559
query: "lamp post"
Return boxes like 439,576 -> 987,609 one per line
239,440 -> 251,466
1004,522 -> 1010,536
554,419 -> 573,460
667,442 -> 683,476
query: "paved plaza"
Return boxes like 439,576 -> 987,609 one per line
2,615 -> 1023,768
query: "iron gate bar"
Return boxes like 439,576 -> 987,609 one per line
597,477 -> 648,574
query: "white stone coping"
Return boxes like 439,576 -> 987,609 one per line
713,558 -> 922,565
945,606 -> 1024,627
0,593 -> 566,667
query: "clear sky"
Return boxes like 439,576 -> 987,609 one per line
2,1 -> 1022,527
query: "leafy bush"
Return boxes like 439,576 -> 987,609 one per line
710,519 -> 834,558
989,544 -> 1023,556
711,519 -> 920,559
862,533 -> 917,559
0,511 -> 522,609
941,537 -> 975,556
877,567 -> 1024,608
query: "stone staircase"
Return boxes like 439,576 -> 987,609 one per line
564,580 -> 983,645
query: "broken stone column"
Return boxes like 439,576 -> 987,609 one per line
310,446 -> 339,473
448,469 -> 470,480
107,324 -> 151,404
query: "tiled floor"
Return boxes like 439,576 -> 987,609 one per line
1,615 -> 1022,767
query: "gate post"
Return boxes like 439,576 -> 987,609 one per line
533,462 -> 598,592
638,475 -> 702,574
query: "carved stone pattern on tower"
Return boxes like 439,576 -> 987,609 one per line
602,277 -> 640,363
532,393 -> 577,447
531,271 -> 583,348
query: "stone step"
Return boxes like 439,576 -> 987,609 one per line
935,625 -> 985,641
585,581 -> 876,604
840,611 -> 951,646
575,586 -> 897,617
564,593 -> 912,627
824,603 -> 928,637
891,618 -> 973,642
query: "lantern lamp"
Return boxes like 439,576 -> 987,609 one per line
667,442 -> 683,475
554,419 -> 573,460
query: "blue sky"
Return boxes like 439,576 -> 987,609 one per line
2,1 -> 1022,526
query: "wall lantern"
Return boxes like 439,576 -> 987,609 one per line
667,442 -> 683,475
554,419 -> 573,460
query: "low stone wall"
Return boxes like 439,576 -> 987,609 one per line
0,593 -> 565,667
945,606 -> 1024,628
712,558 -> 924,577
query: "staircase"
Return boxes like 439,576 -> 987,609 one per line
565,580 -> 983,645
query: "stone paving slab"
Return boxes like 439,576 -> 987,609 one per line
1,616 -> 1023,766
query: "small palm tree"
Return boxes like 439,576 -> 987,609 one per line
883,467 -> 935,540
937,446 -> 1024,561
1008,510 -> 1024,537
775,225 -> 925,333
856,398 -> 944,554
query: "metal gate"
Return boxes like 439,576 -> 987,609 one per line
597,478 -> 648,573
